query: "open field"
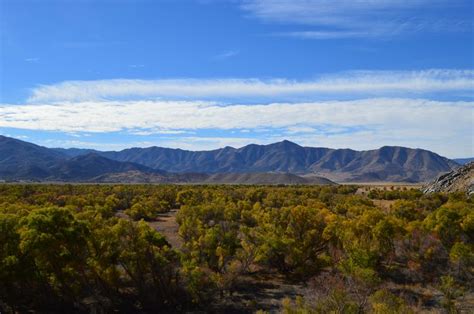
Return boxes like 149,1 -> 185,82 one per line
1,184 -> 472,313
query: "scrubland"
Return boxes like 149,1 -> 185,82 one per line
0,184 -> 472,313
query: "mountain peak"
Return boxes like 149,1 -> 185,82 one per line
271,140 -> 301,148
0,135 -> 458,183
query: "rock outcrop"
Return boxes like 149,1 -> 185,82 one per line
423,162 -> 474,195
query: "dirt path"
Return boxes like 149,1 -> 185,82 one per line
147,209 -> 182,248
115,209 -> 182,248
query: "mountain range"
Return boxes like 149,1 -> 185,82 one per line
0,135 -> 461,183
453,158 -> 474,165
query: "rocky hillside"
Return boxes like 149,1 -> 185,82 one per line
0,135 -> 459,183
423,162 -> 474,195
60,140 -> 458,182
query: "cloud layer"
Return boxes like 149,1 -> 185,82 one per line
28,70 -> 474,102
3,69 -> 473,157
1,98 -> 472,155
241,0 -> 472,39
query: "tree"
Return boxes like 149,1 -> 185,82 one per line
18,207 -> 90,306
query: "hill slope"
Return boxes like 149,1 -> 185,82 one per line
47,153 -> 165,181
423,162 -> 474,195
0,135 -> 64,180
0,136 -> 166,182
202,172 -> 335,185
63,140 -> 456,182
94,171 -> 335,185
311,146 -> 459,182
0,136 -> 458,183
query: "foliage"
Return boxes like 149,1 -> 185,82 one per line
0,184 -> 472,312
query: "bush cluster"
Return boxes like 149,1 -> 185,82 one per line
0,184 -> 472,312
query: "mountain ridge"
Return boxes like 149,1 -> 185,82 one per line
55,140 -> 458,182
453,158 -> 474,165
0,135 -> 459,183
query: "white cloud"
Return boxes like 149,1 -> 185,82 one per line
1,98 -> 470,132
277,31 -> 372,40
214,50 -> 240,59
129,128 -> 192,136
28,69 -> 474,102
285,126 -> 319,134
1,98 -> 472,157
1,134 -> 29,140
41,139 -> 156,152
5,70 -> 474,157
241,0 -> 471,39
158,136 -> 267,151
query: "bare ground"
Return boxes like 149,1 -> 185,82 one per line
148,209 -> 183,248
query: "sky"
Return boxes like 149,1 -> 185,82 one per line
0,0 -> 473,158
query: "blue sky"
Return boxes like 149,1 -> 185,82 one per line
0,0 -> 473,157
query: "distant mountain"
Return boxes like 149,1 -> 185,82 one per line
94,171 -> 335,185
0,136 -> 334,184
47,153 -> 165,181
59,140 -> 457,182
95,140 -> 331,174
53,147 -> 99,158
453,158 -> 474,165
423,162 -> 474,195
0,135 -> 64,180
309,146 -> 459,182
201,172 -> 335,185
0,136 -> 163,181
0,135 -> 458,183
93,171 -> 199,184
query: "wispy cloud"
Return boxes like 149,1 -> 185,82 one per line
241,0 -> 472,39
27,69 -> 474,102
59,40 -> 126,49
277,31 -> 369,40
25,57 -> 40,63
1,134 -> 29,140
129,128 -> 192,136
6,68 -> 474,157
41,139 -> 157,152
214,50 -> 240,60
159,136 -> 266,151
285,126 -> 319,134
1,98 -> 472,155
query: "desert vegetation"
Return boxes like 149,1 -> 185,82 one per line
0,184 -> 472,313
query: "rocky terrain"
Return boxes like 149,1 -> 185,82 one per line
423,162 -> 474,194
